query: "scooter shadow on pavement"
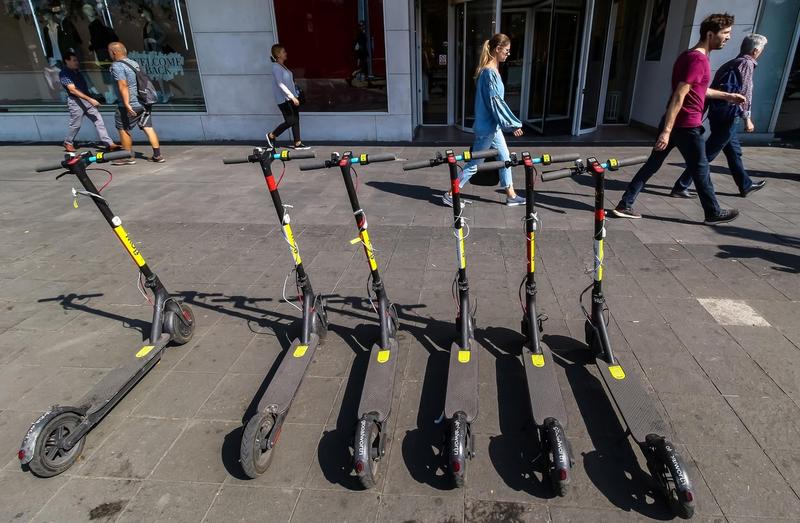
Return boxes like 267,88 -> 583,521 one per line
38,293 -> 151,339
476,325 -> 559,499
176,289 -> 306,480
322,295 -> 457,490
543,332 -> 675,520
312,294 -> 389,490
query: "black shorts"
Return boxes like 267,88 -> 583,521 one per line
115,106 -> 152,131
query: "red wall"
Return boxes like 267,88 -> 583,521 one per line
274,0 -> 385,78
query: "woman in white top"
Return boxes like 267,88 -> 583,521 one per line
267,44 -> 309,149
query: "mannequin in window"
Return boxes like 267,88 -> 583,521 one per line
139,6 -> 172,102
83,3 -> 117,100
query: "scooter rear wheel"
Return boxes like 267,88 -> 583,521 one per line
165,303 -> 195,345
27,412 -> 85,477
646,436 -> 695,519
449,412 -> 470,488
355,419 -> 381,489
240,413 -> 276,478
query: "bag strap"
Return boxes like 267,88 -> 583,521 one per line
118,59 -> 139,75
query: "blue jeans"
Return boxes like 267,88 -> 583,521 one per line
673,116 -> 753,193
618,121 -> 721,218
458,128 -> 513,189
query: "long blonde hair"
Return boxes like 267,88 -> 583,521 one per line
474,33 -> 510,79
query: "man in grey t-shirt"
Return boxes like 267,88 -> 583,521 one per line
108,41 -> 164,164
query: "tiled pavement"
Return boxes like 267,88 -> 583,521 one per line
0,143 -> 798,522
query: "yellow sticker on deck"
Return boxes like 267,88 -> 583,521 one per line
609,365 -> 626,380
136,345 -> 155,358
458,350 -> 471,363
377,350 -> 390,363
531,354 -> 545,367
293,344 -> 309,357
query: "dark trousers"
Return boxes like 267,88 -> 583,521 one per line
618,120 -> 721,217
271,101 -> 300,143
673,116 -> 753,193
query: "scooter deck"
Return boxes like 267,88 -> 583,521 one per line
596,353 -> 669,443
444,340 -> 479,422
356,337 -> 400,422
258,334 -> 320,414
80,333 -> 171,416
523,343 -> 568,427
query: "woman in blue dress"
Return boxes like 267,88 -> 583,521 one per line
443,33 -> 525,207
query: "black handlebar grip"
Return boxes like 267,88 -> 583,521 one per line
95,150 -> 132,163
222,157 -> 250,164
286,150 -> 316,160
364,153 -> 396,163
476,160 -> 507,172
468,149 -> 497,160
402,159 -> 435,171
545,153 -> 581,164
608,155 -> 649,169
541,168 -> 574,182
35,161 -> 67,173
299,160 -> 330,171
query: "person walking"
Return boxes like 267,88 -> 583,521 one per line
107,41 -> 164,164
612,13 -> 745,224
442,33 -> 525,208
266,44 -> 309,150
59,51 -> 120,153
670,34 -> 768,199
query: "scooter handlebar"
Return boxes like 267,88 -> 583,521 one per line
299,160 -> 330,171
402,159 -> 436,171
222,157 -> 251,164
476,160 -> 507,172
469,149 -> 497,160
607,155 -> 648,169
541,168 -> 574,182
35,161 -> 67,173
95,150 -> 132,163
365,153 -> 396,163
545,153 -> 582,164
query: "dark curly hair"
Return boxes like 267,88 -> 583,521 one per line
699,13 -> 734,41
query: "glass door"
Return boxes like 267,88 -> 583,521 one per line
499,9 -> 531,118
420,0 -> 449,124
455,0 -> 496,130
525,1 -> 582,135
576,0 -> 612,134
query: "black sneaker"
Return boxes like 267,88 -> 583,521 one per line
265,133 -> 274,150
670,189 -> 695,199
704,208 -> 739,224
611,205 -> 641,219
292,142 -> 311,150
740,180 -> 766,197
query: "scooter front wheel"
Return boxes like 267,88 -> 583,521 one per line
165,303 -> 195,345
27,412 -> 85,477
448,412 -> 471,488
240,412 -> 276,478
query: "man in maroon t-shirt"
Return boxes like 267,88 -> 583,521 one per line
613,13 -> 746,224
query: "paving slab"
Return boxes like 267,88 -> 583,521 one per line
1,144 -> 799,521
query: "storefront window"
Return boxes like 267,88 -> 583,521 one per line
0,1 -> 205,112
273,0 -> 388,112
754,0 -> 800,133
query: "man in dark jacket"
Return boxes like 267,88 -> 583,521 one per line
670,34 -> 768,198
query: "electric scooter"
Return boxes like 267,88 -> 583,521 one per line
20,150 -> 196,477
541,156 -> 696,518
474,151 -> 578,495
222,147 -> 328,478
299,151 -> 399,489
403,148 -> 496,487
